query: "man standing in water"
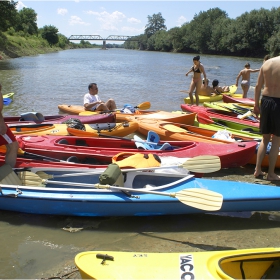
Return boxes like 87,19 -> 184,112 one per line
236,63 -> 259,98
0,83 -> 18,167
253,56 -> 280,181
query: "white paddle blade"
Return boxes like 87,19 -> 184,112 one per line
182,155 -> 221,173
175,188 -> 223,211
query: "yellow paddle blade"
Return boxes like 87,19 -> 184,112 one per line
17,171 -> 46,187
229,84 -> 237,94
174,188 -> 223,211
182,156 -> 221,173
79,111 -> 99,116
137,101 -> 151,110
162,124 -> 186,133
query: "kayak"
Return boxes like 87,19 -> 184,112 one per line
58,104 -> 196,124
14,134 -> 250,165
3,92 -> 15,100
75,247 -> 280,279
4,112 -> 116,124
134,120 -> 257,168
183,94 -> 223,104
223,94 -> 255,106
3,98 -> 12,106
4,164 -> 280,216
8,122 -> 138,137
125,111 -> 196,125
181,104 -> 260,128
203,102 -> 253,112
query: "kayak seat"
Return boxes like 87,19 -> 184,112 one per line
99,163 -> 124,187
147,130 -> 160,144
76,139 -> 88,146
89,123 -> 116,131
20,112 -> 45,122
134,135 -> 173,151
58,139 -> 69,145
0,164 -> 22,185
67,156 -> 79,163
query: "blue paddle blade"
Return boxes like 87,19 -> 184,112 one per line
3,98 -> 12,106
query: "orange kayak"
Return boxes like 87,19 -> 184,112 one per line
135,118 -> 257,144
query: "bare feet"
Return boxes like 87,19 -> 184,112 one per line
254,170 -> 266,178
266,173 -> 280,181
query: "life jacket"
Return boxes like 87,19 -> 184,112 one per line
112,152 -> 161,169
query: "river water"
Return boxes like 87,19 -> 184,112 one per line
1,49 -> 279,279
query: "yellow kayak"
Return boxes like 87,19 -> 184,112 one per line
9,122 -> 138,137
75,247 -> 280,279
3,92 -> 15,100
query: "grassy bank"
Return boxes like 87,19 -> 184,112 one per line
0,31 -> 66,59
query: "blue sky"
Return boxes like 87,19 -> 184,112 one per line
18,1 -> 280,41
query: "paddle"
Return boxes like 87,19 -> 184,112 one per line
0,145 -> 73,163
98,133 -> 159,145
95,184 -> 223,211
17,172 -> 223,211
34,155 -> 221,180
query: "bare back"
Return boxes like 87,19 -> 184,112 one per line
261,56 -> 280,97
240,68 -> 252,80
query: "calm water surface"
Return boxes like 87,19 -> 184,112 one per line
1,49 -> 275,279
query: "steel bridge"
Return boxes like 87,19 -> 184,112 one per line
68,35 -> 138,41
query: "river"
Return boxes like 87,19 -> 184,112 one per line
1,49 -> 279,279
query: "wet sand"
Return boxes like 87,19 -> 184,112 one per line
41,163 -> 280,280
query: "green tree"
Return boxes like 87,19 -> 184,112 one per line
144,12 -> 167,38
40,25 -> 59,46
16,7 -> 38,35
0,0 -> 18,32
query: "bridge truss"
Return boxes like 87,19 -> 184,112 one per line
68,35 -> 138,41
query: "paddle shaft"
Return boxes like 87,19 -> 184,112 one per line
98,133 -> 158,145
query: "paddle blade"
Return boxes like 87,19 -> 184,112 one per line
36,171 -> 54,179
229,85 -> 237,94
175,188 -> 223,211
17,171 -> 45,187
162,124 -> 186,133
136,101 -> 151,110
79,111 -> 98,116
182,155 -> 221,173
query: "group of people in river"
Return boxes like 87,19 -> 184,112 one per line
185,55 -> 261,106
185,54 -> 280,181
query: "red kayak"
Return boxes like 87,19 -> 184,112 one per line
4,112 -> 116,124
180,104 -> 259,128
15,135 -> 257,168
222,94 -> 255,106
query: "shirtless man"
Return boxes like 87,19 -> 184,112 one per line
253,56 -> 280,181
199,79 -> 215,96
0,83 -> 18,167
236,63 -> 260,98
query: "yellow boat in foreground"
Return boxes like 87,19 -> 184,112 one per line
75,247 -> 280,279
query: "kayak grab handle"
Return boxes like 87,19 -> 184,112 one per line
96,253 -> 114,264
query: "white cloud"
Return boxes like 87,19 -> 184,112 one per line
127,17 -> 141,24
122,26 -> 144,34
16,1 -> 26,10
177,16 -> 187,26
69,16 -> 90,26
57,8 -> 68,16
86,10 -> 126,31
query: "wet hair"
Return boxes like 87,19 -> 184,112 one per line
88,82 -> 97,90
245,63 -> 250,68
264,55 -> 270,61
193,55 -> 200,61
212,79 -> 219,87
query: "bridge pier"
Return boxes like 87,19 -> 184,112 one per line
102,40 -> 106,50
